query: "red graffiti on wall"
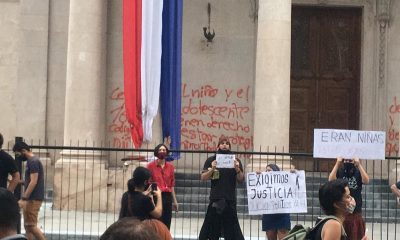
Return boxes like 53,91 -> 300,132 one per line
387,97 -> 400,156
181,84 -> 253,153
108,87 -> 131,148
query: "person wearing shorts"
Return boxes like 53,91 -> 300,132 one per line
13,142 -> 45,240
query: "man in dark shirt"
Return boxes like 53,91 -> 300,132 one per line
199,137 -> 245,240
0,133 -> 20,192
13,142 -> 45,240
329,157 -> 369,240
0,187 -> 27,240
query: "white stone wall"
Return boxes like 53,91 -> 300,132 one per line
0,1 -> 19,146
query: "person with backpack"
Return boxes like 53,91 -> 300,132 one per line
328,157 -> 369,240
283,179 -> 368,240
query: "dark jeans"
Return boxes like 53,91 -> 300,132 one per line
161,192 -> 173,229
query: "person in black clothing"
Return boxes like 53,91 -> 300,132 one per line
0,133 -> 20,192
119,166 -> 162,221
328,157 -> 369,240
199,136 -> 245,240
0,187 -> 27,240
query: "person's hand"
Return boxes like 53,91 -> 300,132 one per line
18,200 -> 27,210
172,202 -> 179,212
290,169 -> 297,173
211,160 -> 217,170
361,235 -> 368,240
336,157 -> 343,165
234,160 -> 241,173
255,170 -> 262,174
353,157 -> 360,167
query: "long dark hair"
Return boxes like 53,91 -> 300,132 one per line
128,167 -> 151,192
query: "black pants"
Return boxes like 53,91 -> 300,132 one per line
199,200 -> 244,240
161,192 -> 173,229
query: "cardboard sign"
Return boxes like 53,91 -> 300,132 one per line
313,129 -> 386,160
247,171 -> 307,215
216,154 -> 235,168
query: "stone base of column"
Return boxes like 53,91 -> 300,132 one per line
53,150 -> 134,212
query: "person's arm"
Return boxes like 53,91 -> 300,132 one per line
354,157 -> 369,184
172,187 -> 179,212
7,171 -> 20,192
328,157 -> 343,181
201,160 -> 216,181
235,160 -> 244,182
150,188 -> 163,218
321,219 -> 343,240
23,172 -> 38,199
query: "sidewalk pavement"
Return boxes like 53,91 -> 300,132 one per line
32,202 -> 400,239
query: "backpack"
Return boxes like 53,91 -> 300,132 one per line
281,216 -> 347,240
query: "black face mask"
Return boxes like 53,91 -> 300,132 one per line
15,152 -> 28,162
344,163 -> 355,176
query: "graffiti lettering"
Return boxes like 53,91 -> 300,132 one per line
108,87 -> 131,148
181,84 -> 253,153
387,97 -> 400,156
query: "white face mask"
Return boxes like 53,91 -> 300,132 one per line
346,196 -> 356,214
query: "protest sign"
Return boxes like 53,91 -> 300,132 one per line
313,129 -> 385,160
247,170 -> 307,215
216,154 -> 235,168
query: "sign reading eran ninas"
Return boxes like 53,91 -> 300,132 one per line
313,129 -> 386,160
246,171 -> 307,215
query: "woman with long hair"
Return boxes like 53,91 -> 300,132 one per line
119,166 -> 162,220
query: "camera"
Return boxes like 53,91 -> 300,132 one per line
151,183 -> 157,191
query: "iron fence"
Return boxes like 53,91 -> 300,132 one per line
4,142 -> 400,240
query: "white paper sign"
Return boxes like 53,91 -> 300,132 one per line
313,129 -> 386,160
216,154 -> 235,168
247,171 -> 307,215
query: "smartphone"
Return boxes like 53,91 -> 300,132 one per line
151,183 -> 157,191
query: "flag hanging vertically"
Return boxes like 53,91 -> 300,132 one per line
123,0 -> 143,148
160,0 -> 183,160
123,0 -> 183,157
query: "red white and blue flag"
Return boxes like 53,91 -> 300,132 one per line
123,0 -> 182,159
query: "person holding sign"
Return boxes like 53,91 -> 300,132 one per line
390,179 -> 400,206
259,164 -> 291,240
328,157 -> 369,240
198,137 -> 245,240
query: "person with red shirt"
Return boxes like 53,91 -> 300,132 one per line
147,144 -> 179,229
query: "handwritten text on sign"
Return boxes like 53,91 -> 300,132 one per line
313,129 -> 386,160
216,154 -> 235,168
247,171 -> 307,215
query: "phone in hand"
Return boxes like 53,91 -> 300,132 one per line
151,183 -> 157,192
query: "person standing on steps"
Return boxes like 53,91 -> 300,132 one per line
199,136 -> 245,240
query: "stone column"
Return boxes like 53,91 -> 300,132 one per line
252,0 -> 292,170
54,0 -> 108,211
16,0 -> 49,142
63,0 -> 107,145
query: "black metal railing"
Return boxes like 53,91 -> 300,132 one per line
4,142 -> 400,240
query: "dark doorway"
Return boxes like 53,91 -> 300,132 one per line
290,6 -> 361,171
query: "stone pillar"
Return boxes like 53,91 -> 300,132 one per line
16,0 -> 49,142
252,0 -> 292,170
54,0 -> 108,211
63,0 -> 107,144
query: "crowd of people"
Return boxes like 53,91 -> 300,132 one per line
1,132 -> 400,240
